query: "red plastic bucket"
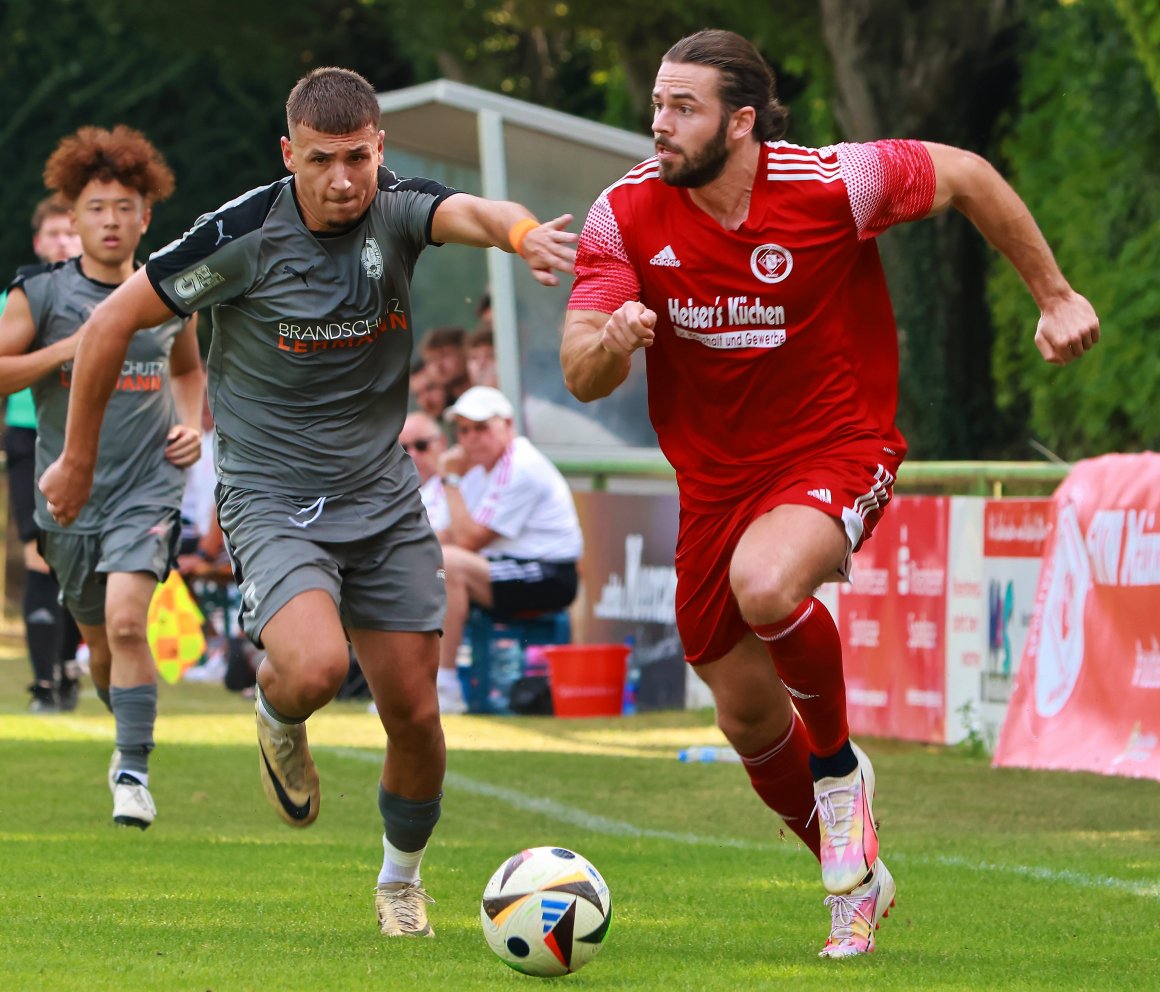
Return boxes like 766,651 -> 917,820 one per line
543,644 -> 630,718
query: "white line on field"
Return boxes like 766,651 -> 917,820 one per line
324,746 -> 1160,900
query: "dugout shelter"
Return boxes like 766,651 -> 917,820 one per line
377,80 -> 660,464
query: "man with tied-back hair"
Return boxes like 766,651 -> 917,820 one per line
41,67 -> 577,938
563,28 -> 1098,958
0,125 -> 204,829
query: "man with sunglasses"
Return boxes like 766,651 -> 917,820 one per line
400,411 -> 450,533
436,386 -> 582,712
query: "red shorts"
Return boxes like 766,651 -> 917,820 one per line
675,445 -> 902,664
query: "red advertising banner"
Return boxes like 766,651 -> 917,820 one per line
994,454 -> 1160,781
841,496 -> 949,742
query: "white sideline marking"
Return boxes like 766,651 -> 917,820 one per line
325,747 -> 1160,900
327,747 -> 788,853
928,855 -> 1160,900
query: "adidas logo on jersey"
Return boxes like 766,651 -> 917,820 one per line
807,488 -> 832,505
649,245 -> 681,267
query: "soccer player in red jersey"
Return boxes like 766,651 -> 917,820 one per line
562,29 -> 1098,959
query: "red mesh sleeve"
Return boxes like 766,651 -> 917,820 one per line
836,140 -> 936,240
567,192 -> 641,314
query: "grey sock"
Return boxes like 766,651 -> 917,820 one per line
95,686 -> 113,713
110,684 -> 157,780
378,785 -> 442,853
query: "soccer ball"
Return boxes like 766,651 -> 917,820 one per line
481,846 -> 612,977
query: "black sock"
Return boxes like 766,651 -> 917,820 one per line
808,740 -> 858,781
24,571 -> 62,685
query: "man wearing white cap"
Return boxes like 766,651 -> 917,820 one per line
437,386 -> 583,713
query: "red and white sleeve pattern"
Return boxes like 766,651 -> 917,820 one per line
836,139 -> 936,240
567,192 -> 641,314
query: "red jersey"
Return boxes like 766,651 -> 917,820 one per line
568,139 -> 935,512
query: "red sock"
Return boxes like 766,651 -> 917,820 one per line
739,714 -> 820,860
751,597 -> 849,758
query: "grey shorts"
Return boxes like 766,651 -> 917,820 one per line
217,482 -> 446,646
40,507 -> 180,627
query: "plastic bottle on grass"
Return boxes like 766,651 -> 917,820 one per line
678,745 -> 742,763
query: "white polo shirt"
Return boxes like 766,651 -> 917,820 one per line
458,437 -> 582,562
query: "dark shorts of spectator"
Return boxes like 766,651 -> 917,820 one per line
5,425 -> 39,543
487,557 -> 578,618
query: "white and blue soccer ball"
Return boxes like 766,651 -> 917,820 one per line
481,846 -> 612,977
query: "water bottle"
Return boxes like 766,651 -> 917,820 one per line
621,636 -> 639,716
489,638 -> 523,713
523,644 -> 549,679
677,745 -> 742,763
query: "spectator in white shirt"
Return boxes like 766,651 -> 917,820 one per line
436,387 -> 583,713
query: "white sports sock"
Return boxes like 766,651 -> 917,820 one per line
378,833 -> 425,886
436,667 -> 460,690
256,687 -> 295,727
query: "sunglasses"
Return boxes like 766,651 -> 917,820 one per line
402,436 -> 438,454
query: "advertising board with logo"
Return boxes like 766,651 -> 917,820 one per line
945,498 -> 1053,747
840,496 -> 949,742
994,454 -> 1160,781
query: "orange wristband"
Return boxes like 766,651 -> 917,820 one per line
508,217 -> 539,256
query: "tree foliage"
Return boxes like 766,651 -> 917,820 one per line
370,0 -> 836,141
819,0 -> 1025,458
1115,0 -> 1160,108
2,1 -> 1156,458
0,0 -> 414,275
988,0 -> 1160,457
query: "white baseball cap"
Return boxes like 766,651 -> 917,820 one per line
443,385 -> 514,423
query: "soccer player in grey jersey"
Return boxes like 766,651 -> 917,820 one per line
0,125 -> 204,829
41,67 -> 577,937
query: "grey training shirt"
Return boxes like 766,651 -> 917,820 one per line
14,259 -> 186,534
146,168 -> 457,498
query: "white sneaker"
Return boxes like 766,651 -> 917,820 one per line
107,750 -> 121,793
183,647 -> 227,683
437,674 -> 467,715
375,881 -> 435,937
112,774 -> 156,830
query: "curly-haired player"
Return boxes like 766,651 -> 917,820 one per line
0,125 -> 203,828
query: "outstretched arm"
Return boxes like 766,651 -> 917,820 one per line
39,269 -> 177,524
922,141 -> 1099,365
431,194 -> 577,287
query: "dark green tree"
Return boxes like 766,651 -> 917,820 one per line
0,0 -> 414,275
819,0 -> 1025,458
989,0 -> 1160,457
1115,0 -> 1160,107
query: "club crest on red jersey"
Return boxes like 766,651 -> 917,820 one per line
750,244 -> 793,284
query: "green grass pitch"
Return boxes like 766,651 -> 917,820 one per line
1,648 -> 1157,991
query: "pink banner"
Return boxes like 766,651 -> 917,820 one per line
842,496 -> 949,742
994,454 -> 1160,780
